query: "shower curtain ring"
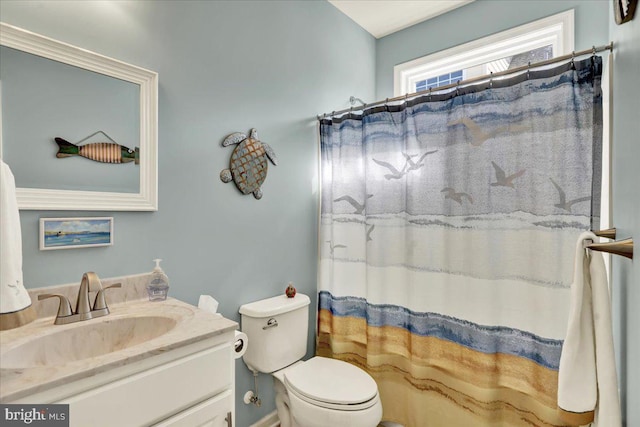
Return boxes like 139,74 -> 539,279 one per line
489,71 -> 493,88
592,45 -> 597,56
571,51 -> 575,68
456,80 -> 460,95
527,62 -> 531,79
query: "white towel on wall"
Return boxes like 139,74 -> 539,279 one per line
0,159 -> 32,313
557,231 -> 621,427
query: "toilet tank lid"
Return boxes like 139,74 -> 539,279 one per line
239,293 -> 310,317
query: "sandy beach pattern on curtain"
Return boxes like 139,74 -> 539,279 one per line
318,57 -> 602,427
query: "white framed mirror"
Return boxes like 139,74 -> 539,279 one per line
0,22 -> 158,211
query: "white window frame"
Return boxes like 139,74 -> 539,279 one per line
394,10 -> 574,96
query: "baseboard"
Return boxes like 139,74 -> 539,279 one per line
250,410 -> 279,427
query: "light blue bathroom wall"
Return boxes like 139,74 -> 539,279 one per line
0,1 -> 375,426
375,0 -> 610,99
609,9 -> 640,426
4,1 -> 635,426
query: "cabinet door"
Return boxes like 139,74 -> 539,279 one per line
59,344 -> 232,427
153,390 -> 232,427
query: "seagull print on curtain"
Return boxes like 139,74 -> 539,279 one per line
318,56 -> 603,427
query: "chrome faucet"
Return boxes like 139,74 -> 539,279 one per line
75,272 -> 99,320
38,272 -> 121,325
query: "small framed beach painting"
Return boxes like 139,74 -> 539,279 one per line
39,217 -> 114,250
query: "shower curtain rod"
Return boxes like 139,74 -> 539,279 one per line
318,42 -> 614,120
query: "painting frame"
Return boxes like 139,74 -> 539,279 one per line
39,217 -> 114,251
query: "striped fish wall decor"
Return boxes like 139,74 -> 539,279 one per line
317,57 -> 603,427
55,137 -> 139,164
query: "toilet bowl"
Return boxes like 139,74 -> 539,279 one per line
239,293 -> 382,427
273,357 -> 382,427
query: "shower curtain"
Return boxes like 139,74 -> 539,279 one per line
317,57 -> 602,427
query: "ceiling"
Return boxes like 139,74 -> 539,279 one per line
328,0 -> 475,39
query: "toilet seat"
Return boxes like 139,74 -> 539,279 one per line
283,357 -> 379,411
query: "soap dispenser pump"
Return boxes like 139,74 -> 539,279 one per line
146,259 -> 169,301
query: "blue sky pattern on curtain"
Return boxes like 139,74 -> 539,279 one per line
317,57 -> 602,427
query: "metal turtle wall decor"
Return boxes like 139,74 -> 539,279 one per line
220,128 -> 277,199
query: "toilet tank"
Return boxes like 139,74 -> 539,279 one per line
239,293 -> 311,373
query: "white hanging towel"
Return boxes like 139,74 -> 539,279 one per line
0,160 -> 32,314
557,231 -> 621,426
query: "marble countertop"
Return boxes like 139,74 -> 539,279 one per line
0,297 -> 237,402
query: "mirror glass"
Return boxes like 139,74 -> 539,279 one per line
0,23 -> 157,211
1,46 -> 140,193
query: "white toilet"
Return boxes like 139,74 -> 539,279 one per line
239,293 -> 382,427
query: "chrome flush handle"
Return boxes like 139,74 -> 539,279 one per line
262,318 -> 278,330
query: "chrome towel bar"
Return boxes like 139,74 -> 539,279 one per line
588,228 -> 634,260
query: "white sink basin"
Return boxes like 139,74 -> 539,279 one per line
1,316 -> 177,369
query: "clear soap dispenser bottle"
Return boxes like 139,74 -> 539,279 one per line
146,259 -> 169,301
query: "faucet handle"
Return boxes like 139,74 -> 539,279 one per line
92,283 -> 122,312
38,294 -> 74,318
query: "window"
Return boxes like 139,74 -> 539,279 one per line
394,10 -> 574,95
415,70 -> 464,92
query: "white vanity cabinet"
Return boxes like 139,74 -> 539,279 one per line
1,298 -> 238,427
7,333 -> 236,427
63,337 -> 234,427
153,390 -> 232,427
